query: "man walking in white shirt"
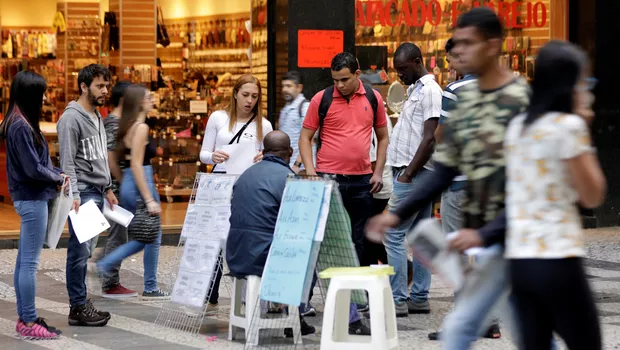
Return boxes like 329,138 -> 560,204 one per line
384,42 -> 442,317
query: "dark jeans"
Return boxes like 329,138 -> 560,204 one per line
66,188 -> 104,307
361,198 -> 389,266
511,258 -> 601,350
321,173 -> 373,262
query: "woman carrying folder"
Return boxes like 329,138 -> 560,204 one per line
198,74 -> 273,312
96,84 -> 168,299
0,71 -> 66,340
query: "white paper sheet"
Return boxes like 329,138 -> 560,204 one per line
103,202 -> 134,227
180,239 -> 220,273
313,183 -> 333,242
68,200 -> 110,244
221,143 -> 257,175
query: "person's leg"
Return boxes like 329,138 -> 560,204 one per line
361,198 -> 389,266
97,240 -> 145,277
384,186 -> 416,306
66,191 -> 104,307
510,259 -> 554,350
100,223 -> 129,291
409,198 -> 433,306
441,246 -> 509,350
440,189 -> 466,234
338,175 -> 373,263
143,230 -> 162,293
14,201 -> 48,323
547,259 -> 602,350
208,251 -> 224,304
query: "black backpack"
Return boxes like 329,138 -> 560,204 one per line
317,84 -> 379,148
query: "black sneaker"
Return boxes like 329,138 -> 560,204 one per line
349,320 -> 371,335
36,318 -> 63,335
142,289 -> 170,300
68,303 -> 109,327
357,304 -> 369,313
428,330 -> 441,341
483,324 -> 501,339
284,318 -> 316,337
86,299 -> 111,321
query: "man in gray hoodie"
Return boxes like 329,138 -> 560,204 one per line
57,64 -> 117,327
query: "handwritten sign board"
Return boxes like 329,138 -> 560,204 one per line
298,30 -> 344,68
260,180 -> 326,305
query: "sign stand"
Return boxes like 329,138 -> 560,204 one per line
244,176 -> 366,349
155,173 -> 237,335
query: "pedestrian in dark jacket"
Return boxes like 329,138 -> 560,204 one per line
0,71 -> 66,340
225,130 -> 315,336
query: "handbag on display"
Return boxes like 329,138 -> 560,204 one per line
157,5 -> 171,48
128,199 -> 161,244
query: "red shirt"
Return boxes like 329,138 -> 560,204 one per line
303,81 -> 388,175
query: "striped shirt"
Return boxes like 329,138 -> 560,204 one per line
278,93 -> 314,168
439,75 -> 476,182
387,74 -> 442,171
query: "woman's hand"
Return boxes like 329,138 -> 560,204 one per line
253,151 -> 264,163
146,200 -> 161,215
212,150 -> 230,164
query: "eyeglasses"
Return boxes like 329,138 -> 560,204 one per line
581,77 -> 598,91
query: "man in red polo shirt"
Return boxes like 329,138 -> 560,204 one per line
299,52 -> 389,266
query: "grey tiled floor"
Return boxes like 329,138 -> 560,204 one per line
1,228 -> 620,349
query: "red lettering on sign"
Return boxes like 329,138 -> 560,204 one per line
356,0 -> 548,29
533,1 -> 547,27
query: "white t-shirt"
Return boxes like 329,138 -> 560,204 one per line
504,112 -> 595,259
370,115 -> 393,199
200,110 -> 273,173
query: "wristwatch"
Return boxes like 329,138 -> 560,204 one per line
294,161 -> 303,168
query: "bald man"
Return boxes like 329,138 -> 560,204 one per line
225,131 -> 315,336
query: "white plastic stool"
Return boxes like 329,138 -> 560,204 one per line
228,275 -> 303,346
319,267 -> 398,350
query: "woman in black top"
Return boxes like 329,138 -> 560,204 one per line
96,84 -> 168,299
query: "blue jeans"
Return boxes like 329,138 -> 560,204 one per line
67,188 -> 103,307
441,245 -> 509,349
440,189 -> 466,234
384,168 -> 433,304
14,200 -> 49,322
98,166 -> 161,292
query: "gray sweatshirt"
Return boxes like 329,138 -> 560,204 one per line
57,101 -> 112,200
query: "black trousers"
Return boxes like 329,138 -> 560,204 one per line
510,258 -> 601,350
331,174 -> 373,263
360,198 -> 389,266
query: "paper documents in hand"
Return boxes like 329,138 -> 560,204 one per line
69,200 -> 110,244
221,143 -> 256,175
407,218 -> 464,291
103,202 -> 134,227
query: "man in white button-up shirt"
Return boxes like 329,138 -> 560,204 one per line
383,42 -> 443,317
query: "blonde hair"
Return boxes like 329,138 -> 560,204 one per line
228,74 -> 264,141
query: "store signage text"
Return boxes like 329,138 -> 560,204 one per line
356,1 -> 548,29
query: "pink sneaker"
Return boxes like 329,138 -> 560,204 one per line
16,320 -> 59,340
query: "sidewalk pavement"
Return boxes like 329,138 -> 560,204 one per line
1,229 -> 620,349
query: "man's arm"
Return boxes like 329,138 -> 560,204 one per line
57,119 -> 81,200
400,118 -> 438,182
299,127 -> 317,175
300,96 -> 321,175
477,210 -> 507,247
393,162 -> 458,220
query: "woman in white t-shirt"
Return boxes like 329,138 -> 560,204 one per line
200,74 -> 273,174
198,74 -> 273,311
504,41 -> 605,350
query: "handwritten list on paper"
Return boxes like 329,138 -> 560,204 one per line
260,181 -> 326,305
298,30 -> 344,68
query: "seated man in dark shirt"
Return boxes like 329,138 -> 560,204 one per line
226,130 -> 315,336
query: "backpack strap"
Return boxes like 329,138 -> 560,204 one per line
297,99 -> 310,119
317,86 -> 334,149
362,83 -> 379,127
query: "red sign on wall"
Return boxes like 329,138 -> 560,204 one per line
298,30 -> 345,68
356,1 -> 548,29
